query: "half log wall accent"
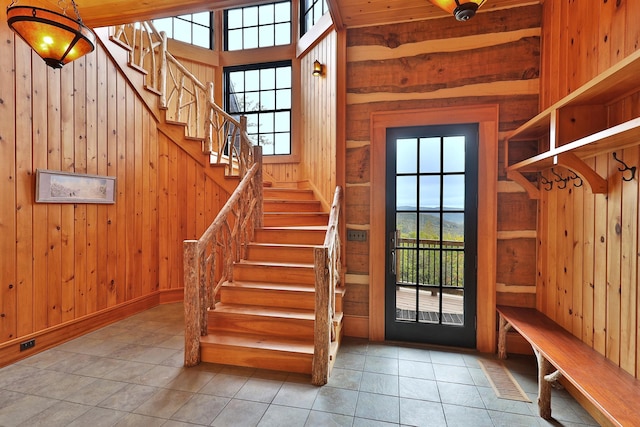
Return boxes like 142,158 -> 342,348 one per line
534,0 -> 640,379
342,5 -> 542,342
0,23 -> 226,365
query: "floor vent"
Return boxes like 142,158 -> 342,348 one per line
478,359 -> 531,402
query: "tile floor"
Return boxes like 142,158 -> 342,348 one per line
0,303 -> 598,426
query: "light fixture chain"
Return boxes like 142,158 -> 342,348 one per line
57,0 -> 69,16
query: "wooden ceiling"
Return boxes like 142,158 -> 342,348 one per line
6,0 -> 539,29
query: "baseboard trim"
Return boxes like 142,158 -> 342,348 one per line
0,291 -> 183,368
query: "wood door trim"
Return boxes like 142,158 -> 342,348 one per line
369,105 -> 499,353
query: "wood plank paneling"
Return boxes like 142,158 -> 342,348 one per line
0,31 -> 226,363
537,0 -> 640,378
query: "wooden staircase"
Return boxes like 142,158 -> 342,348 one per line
200,183 -> 343,375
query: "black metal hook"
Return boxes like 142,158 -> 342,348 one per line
551,168 -> 568,189
612,152 -> 637,182
539,173 -> 553,191
568,170 -> 583,188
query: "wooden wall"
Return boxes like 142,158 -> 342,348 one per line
342,5 -> 542,340
536,0 -> 640,377
0,24 -> 225,363
300,31 -> 338,206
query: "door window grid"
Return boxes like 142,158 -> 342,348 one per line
225,62 -> 292,155
395,135 -> 466,326
225,2 -> 291,51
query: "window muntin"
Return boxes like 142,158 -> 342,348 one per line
153,12 -> 213,49
225,2 -> 291,51
301,0 -> 328,35
225,62 -> 292,156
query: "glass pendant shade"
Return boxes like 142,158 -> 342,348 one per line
428,0 -> 487,21
7,5 -> 95,69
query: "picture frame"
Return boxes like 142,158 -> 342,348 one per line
35,169 -> 116,204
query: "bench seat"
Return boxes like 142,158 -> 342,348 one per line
497,305 -> 640,427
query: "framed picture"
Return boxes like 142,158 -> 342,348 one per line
36,169 -> 116,204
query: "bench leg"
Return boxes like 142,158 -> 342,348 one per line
533,348 -> 552,419
497,314 -> 512,359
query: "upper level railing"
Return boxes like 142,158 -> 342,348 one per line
110,21 -> 255,177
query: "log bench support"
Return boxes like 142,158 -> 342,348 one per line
497,305 -> 640,427
499,312 -> 556,419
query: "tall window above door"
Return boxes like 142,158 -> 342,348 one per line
225,1 -> 292,51
224,62 -> 292,156
301,0 -> 328,35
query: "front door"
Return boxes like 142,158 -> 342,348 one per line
385,124 -> 478,348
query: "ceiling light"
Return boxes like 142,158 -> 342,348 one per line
429,0 -> 487,21
6,0 -> 96,69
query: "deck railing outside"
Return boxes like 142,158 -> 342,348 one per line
396,238 -> 464,290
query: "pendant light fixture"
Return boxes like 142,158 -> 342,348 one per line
6,0 -> 96,69
429,0 -> 487,21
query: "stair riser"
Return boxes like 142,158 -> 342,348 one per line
263,214 -> 329,227
234,264 -> 315,284
263,201 -> 323,212
208,313 -> 314,340
246,245 -> 315,264
263,189 -> 315,200
200,344 -> 312,374
220,287 -> 315,310
254,229 -> 325,245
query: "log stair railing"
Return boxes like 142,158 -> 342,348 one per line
105,21 -> 255,178
184,183 -> 344,385
100,20 -> 344,384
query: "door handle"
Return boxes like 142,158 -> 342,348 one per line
390,231 -> 397,275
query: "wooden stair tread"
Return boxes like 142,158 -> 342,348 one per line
224,281 -> 314,292
213,303 -> 315,319
200,332 -> 314,354
238,260 -> 314,268
248,242 -> 317,249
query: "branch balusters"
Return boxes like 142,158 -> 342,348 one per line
184,146 -> 263,367
110,22 -> 252,176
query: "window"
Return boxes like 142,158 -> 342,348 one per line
225,62 -> 292,156
301,0 -> 328,35
225,1 -> 291,51
153,13 -> 213,49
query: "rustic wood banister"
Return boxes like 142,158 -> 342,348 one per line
312,186 -> 343,385
110,22 -> 252,177
184,146 -> 263,367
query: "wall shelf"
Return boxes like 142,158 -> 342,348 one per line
505,49 -> 640,199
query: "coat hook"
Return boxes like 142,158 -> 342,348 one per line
539,173 -> 553,191
612,152 -> 637,182
551,168 -> 568,189
568,170 -> 583,188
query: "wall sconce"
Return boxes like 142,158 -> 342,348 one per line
312,60 -> 324,77
428,0 -> 487,21
6,0 -> 96,69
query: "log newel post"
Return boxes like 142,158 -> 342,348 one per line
534,348 -> 553,419
312,247 -> 330,386
184,240 -> 201,367
159,31 -> 167,108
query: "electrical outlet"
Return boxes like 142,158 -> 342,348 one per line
20,339 -> 35,351
347,229 -> 367,242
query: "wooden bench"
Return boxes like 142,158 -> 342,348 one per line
497,305 -> 640,427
